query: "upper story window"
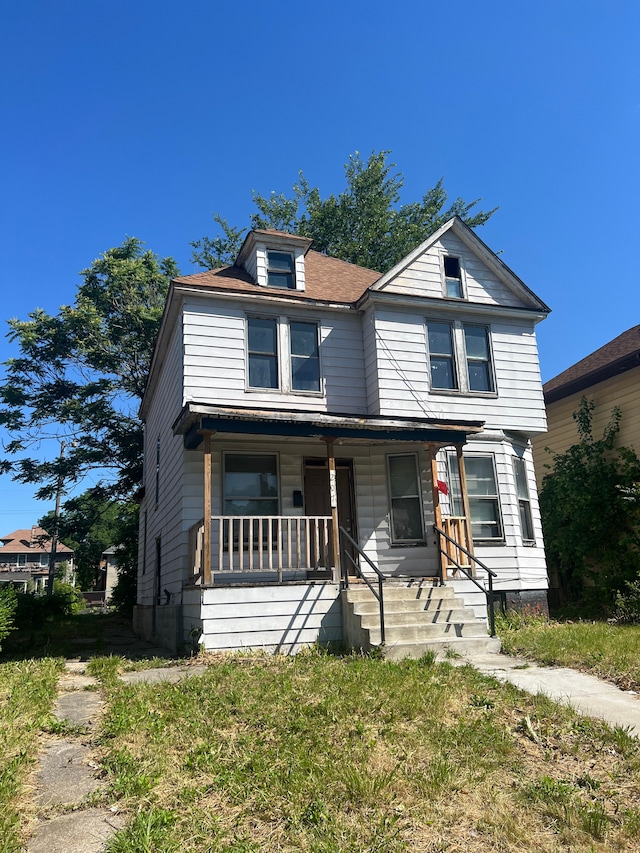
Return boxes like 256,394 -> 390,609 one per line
426,320 -> 495,395
443,256 -> 464,298
427,322 -> 458,390
267,251 -> 295,289
290,321 -> 320,392
513,456 -> 534,543
248,317 -> 279,389
247,315 -> 322,394
464,325 -> 494,392
387,454 -> 425,544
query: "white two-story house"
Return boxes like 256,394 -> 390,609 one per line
135,218 -> 550,655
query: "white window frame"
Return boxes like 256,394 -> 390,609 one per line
386,453 -> 426,545
246,316 -> 280,391
222,451 -> 280,517
447,452 -> 504,543
513,456 -> 535,544
245,315 -> 324,396
441,254 -> 466,299
426,320 -> 496,396
266,250 -> 296,289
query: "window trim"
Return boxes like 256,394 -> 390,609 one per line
447,452 -> 504,543
426,320 -> 458,391
386,453 -> 426,545
512,456 -> 535,544
245,314 -> 324,397
222,451 -> 281,517
442,254 -> 466,299
246,316 -> 280,391
289,319 -> 321,393
462,324 -> 495,393
426,320 -> 497,396
267,250 -> 295,289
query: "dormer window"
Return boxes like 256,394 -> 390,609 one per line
443,256 -> 463,298
267,251 -> 295,289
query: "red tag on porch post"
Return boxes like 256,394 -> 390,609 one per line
437,480 -> 448,495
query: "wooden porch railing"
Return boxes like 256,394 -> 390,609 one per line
188,515 -> 333,583
439,516 -> 473,582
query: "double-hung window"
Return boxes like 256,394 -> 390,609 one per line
464,325 -> 493,392
387,454 -> 425,543
443,256 -> 463,298
427,320 -> 495,394
223,453 -> 279,516
247,316 -> 321,393
267,251 -> 295,289
223,453 -> 279,549
248,317 -> 279,389
427,322 -> 457,390
513,457 -> 534,543
448,453 -> 503,541
290,321 -> 320,392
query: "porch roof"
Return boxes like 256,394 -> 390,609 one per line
173,403 -> 484,450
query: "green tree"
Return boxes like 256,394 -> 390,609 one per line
38,488 -> 122,590
0,238 -> 178,501
540,398 -> 640,606
191,150 -> 497,272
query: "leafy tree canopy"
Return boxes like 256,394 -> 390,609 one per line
540,397 -> 640,606
38,487 -> 122,590
0,238 -> 178,501
191,150 -> 497,273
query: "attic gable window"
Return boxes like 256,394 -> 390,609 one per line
267,251 -> 295,289
443,256 -> 463,298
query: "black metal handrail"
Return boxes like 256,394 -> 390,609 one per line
339,526 -> 386,645
433,524 -> 498,637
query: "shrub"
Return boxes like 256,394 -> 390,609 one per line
612,579 -> 640,624
0,586 -> 17,651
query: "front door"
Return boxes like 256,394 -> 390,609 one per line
303,459 -> 357,573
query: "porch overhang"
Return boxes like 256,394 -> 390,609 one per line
173,403 -> 484,450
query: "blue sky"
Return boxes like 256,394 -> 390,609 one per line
1,0 -> 639,528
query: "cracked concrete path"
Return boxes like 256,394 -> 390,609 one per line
26,660 -> 124,853
459,651 -> 640,736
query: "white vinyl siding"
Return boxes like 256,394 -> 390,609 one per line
377,232 -> 530,309
138,321 -> 187,604
183,297 -> 367,414
372,308 -> 546,433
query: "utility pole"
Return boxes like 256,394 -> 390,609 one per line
47,441 -> 66,597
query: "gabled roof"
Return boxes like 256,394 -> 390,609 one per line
544,325 -> 640,404
0,526 -> 73,555
370,216 -> 550,314
174,249 -> 380,305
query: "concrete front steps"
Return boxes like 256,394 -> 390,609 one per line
342,581 -> 501,660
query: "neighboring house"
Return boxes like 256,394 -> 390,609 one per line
136,218 -> 550,655
532,325 -> 640,486
82,546 -> 121,607
0,526 -> 74,591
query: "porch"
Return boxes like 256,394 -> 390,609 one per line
173,404 -> 496,655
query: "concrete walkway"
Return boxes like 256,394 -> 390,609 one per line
459,651 -> 640,737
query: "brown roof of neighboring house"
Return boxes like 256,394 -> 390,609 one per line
173,250 -> 381,305
544,325 -> 640,404
0,526 -> 73,555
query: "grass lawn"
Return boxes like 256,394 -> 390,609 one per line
0,658 -> 62,852
87,651 -> 640,852
497,613 -> 640,692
